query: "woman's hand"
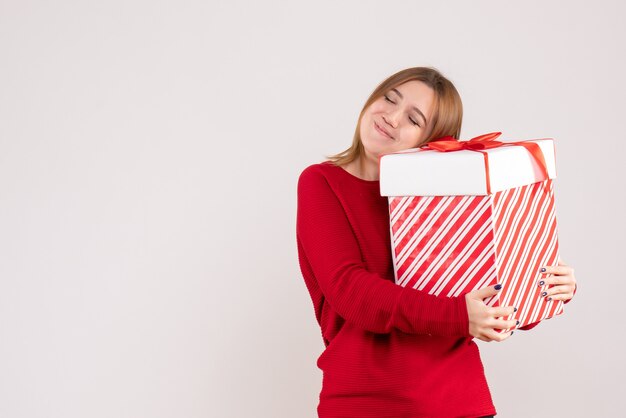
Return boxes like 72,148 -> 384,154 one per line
464,258 -> 576,340
465,285 -> 516,342
538,257 -> 577,302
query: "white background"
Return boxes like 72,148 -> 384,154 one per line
1,1 -> 624,417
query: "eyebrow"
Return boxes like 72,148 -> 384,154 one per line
390,87 -> 428,126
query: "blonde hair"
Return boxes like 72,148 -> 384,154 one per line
325,66 -> 463,166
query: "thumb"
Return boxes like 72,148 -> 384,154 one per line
469,283 -> 502,300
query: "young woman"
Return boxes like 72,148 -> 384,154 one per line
296,67 -> 577,418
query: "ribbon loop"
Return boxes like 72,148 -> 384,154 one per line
421,131 -> 549,194
468,132 -> 502,143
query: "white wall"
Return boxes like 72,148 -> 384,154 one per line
0,1 -> 623,417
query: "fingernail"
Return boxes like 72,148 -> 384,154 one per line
516,320 -> 520,325
513,307 -> 517,312
540,267 -> 546,273
538,280 -> 545,286
511,331 -> 514,335
541,292 -> 547,297
494,284 -> 502,290
547,297 -> 552,301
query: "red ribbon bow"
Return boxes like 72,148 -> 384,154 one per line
421,131 -> 550,194
424,131 -> 505,151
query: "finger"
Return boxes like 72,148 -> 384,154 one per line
540,265 -> 572,275
540,275 -> 575,286
473,284 -> 502,299
541,284 -> 576,298
486,329 -> 513,342
493,318 -> 519,329
544,293 -> 566,301
542,288 -> 575,302
491,305 -> 517,317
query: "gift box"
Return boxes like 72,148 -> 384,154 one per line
379,132 -> 563,332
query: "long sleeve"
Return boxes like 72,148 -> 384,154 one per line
518,283 -> 577,330
296,166 -> 470,338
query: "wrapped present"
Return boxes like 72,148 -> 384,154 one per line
379,132 -> 563,333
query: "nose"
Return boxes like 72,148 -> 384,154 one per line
383,109 -> 400,128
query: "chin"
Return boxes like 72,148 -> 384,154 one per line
363,138 -> 393,156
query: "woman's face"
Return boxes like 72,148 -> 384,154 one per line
359,80 -> 436,158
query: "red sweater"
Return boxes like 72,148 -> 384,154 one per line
296,161 -> 574,418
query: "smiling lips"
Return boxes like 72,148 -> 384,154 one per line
374,122 -> 393,140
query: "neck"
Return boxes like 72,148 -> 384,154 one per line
348,155 -> 379,181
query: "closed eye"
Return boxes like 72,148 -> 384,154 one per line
384,95 -> 421,127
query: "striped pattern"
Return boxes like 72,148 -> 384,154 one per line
389,179 -> 562,332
